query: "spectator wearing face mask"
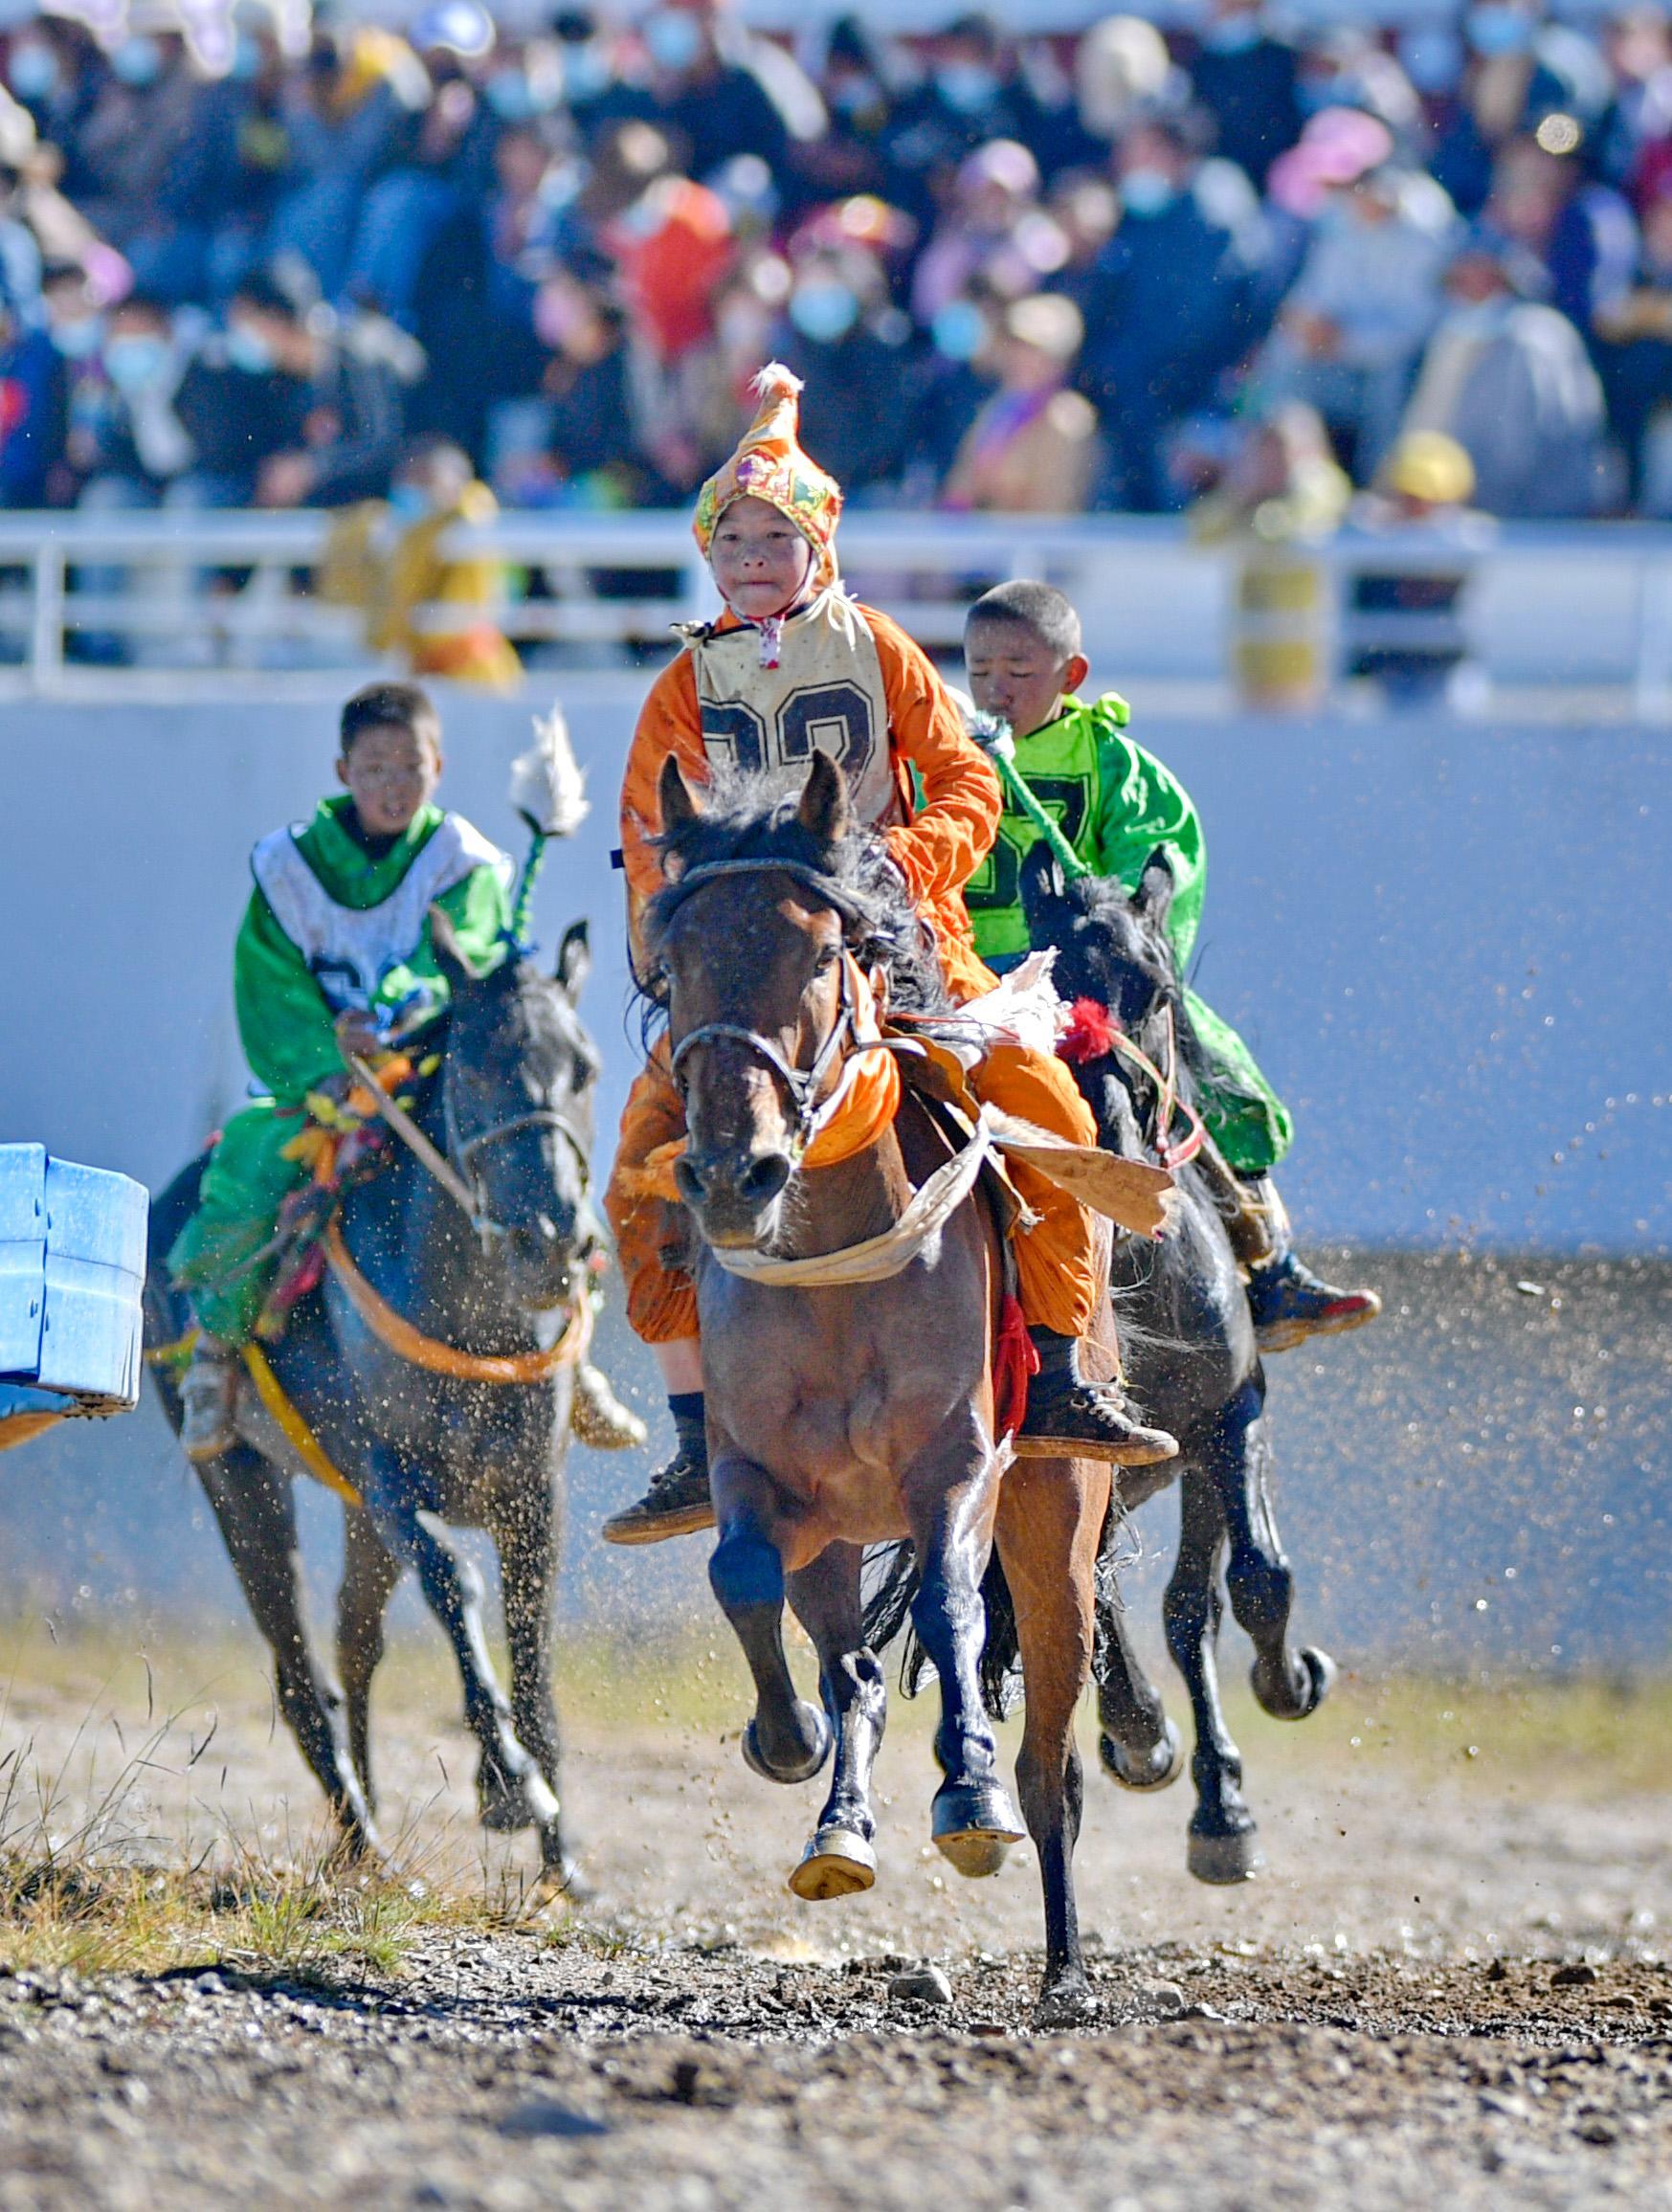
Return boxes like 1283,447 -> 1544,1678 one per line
1430,0 -> 1614,218
268,28 -> 429,302
169,273 -> 313,506
778,243 -> 912,496
795,16 -> 897,202
1190,0 -> 1303,190
639,0 -> 822,191
550,11 -> 654,152
1255,134 -> 1457,479
942,291 -> 1099,513
73,32 -> 209,295
1399,227 -> 1607,517
882,12 -> 1047,225
1080,110 -> 1271,510
243,285 -> 424,508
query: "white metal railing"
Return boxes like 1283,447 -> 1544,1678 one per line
0,509 -> 1671,711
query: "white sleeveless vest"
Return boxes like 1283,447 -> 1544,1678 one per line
251,813 -> 511,1012
686,590 -> 901,832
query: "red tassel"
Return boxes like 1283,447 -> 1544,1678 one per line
1059,996 -> 1119,1064
993,1293 -> 1040,1440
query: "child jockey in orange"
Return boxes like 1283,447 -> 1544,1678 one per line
601,366 -> 1177,1544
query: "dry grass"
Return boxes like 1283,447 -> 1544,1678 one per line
0,1614 -> 1667,1980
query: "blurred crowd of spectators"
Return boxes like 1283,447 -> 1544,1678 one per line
3,0 -> 1672,525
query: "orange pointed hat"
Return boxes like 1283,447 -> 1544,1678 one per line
693,364 -> 843,592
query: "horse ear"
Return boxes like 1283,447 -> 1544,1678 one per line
658,754 -> 701,837
1020,837 -> 1067,916
429,904 -> 476,988
1135,847 -> 1175,930
797,749 -> 851,849
555,919 -> 591,998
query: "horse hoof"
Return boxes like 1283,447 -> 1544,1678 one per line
742,1706 -> 831,1785
480,1768 -> 562,1833
1188,1825 -> 1264,1885
523,1860 -> 584,1917
931,1783 -> 1025,1880
1251,1644 -> 1336,1722
1034,1976 -> 1096,2030
788,1827 -> 877,1901
1099,1716 -> 1185,1793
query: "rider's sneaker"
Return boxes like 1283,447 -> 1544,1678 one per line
569,1363 -> 648,1451
1247,1250 -> 1381,1355
179,1338 -> 238,1462
1014,1367 -> 1179,1467
601,1441 -> 714,1545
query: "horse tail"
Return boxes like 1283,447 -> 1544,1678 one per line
859,1541 -> 1023,1722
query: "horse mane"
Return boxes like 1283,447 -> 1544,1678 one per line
1052,871 -> 1270,1128
635,765 -> 951,1033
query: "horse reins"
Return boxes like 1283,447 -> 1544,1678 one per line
340,1052 -> 595,1384
658,860 -> 880,1156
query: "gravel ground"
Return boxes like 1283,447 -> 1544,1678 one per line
2,1634 -> 1671,2209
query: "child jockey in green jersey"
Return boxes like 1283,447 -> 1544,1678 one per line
961,581 -> 1379,1354
168,680 -> 638,1459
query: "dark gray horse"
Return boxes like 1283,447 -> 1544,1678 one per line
145,919 -> 600,1888
1020,842 -> 1334,1883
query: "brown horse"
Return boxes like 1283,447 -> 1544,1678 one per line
641,749 -> 1110,2024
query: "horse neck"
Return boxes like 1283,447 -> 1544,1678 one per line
354,1078 -> 516,1338
778,1120 -> 914,1261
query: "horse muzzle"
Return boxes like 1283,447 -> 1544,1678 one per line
675,1146 -> 792,1250
500,1214 -> 580,1310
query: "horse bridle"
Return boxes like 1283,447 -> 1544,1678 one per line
443,1080 -> 593,1245
658,859 -> 864,1154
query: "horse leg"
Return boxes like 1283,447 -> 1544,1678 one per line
195,1445 -> 381,1859
783,1542 -> 886,1900
492,1481 -> 576,1895
1096,1574 -> 1186,1794
708,1452 -> 831,1784
903,1415 -> 1023,1878
1164,1465 -> 1262,1885
357,1442 -> 560,1835
335,1508 -> 402,1817
1212,1377 -> 1336,1723
997,1455 -> 1108,2026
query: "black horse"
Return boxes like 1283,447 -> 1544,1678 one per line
145,918 -> 600,1888
1021,842 -> 1334,1883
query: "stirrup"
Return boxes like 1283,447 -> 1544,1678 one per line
179,1343 -> 239,1463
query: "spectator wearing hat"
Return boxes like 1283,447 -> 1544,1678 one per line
1398,227 -> 1607,516
1345,430 -> 1491,705
1080,110 -> 1271,510
942,292 -> 1099,512
1255,119 -> 1457,478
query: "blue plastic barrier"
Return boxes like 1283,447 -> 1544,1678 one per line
0,1146 -> 147,1419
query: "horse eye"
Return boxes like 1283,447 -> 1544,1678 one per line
814,946 -> 838,973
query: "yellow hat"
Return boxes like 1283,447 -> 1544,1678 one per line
693,364 -> 843,591
1383,430 -> 1475,507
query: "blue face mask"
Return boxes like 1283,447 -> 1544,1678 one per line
931,298 -> 988,361
485,67 -> 536,119
104,333 -> 170,392
230,34 -> 263,82
938,61 -> 998,115
561,42 -> 612,101
1205,13 -> 1261,56
227,323 -> 276,374
388,481 -> 433,520
830,73 -> 880,116
111,36 -> 164,88
1120,168 -> 1177,218
1466,5 -> 1532,57
790,280 -> 859,345
1401,27 -> 1464,95
52,315 -> 103,360
8,43 -> 60,101
643,11 -> 702,73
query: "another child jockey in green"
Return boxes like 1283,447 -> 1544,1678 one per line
168,680 -> 639,1461
961,580 -> 1379,1354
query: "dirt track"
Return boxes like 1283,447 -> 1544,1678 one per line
1,1632 -> 1671,2208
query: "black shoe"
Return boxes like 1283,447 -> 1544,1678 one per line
600,1441 -> 713,1545
1014,1367 -> 1178,1467
1248,1251 -> 1381,1355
